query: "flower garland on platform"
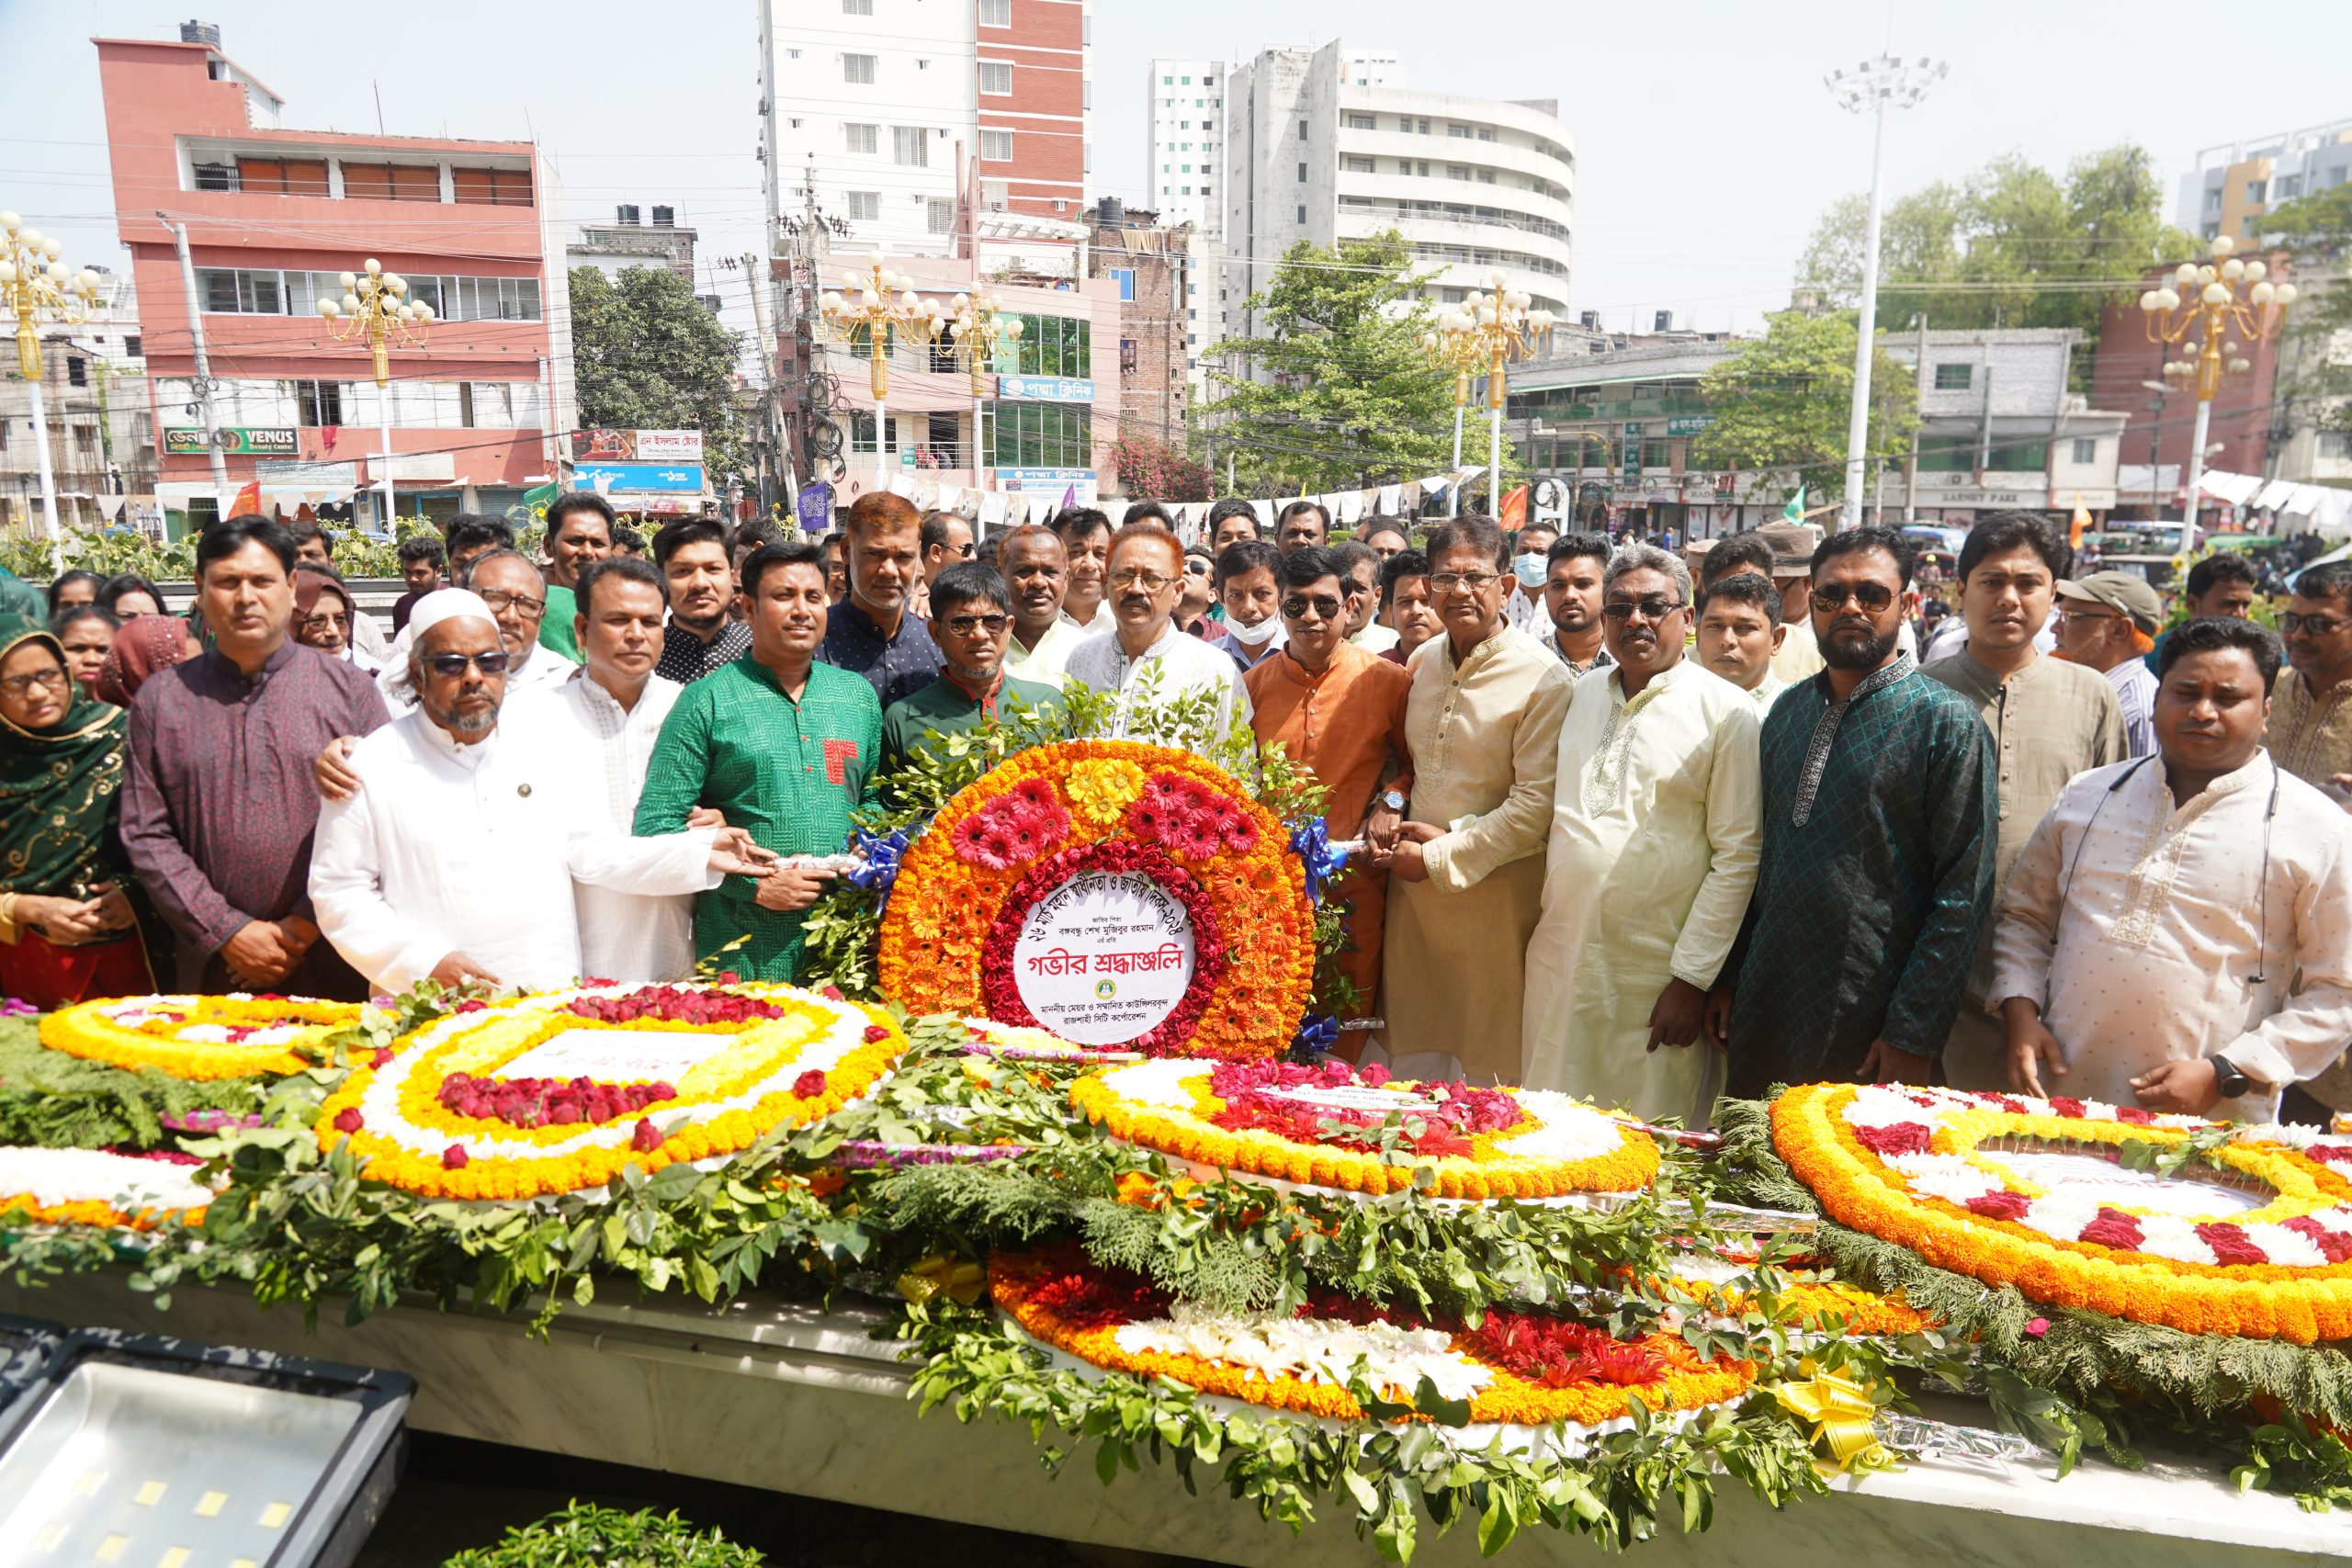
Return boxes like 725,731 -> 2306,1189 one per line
1656,1248 -> 1935,1337
1771,1082 -> 2352,1342
315,983 -> 905,1201
877,741 -> 1313,1060
0,1145 -> 213,1229
956,1016 -> 1136,1065
991,1249 -> 1753,1430
1070,1056 -> 1658,1199
43,994 -> 363,1080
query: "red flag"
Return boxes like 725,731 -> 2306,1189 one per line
230,480 -> 262,518
1498,484 -> 1530,527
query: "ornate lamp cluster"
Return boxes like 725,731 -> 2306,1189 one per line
318,256 -> 433,389
0,209 -> 105,542
2138,232 -> 2295,521
1424,270 -> 1555,508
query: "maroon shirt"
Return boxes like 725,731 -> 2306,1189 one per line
120,639 -> 390,991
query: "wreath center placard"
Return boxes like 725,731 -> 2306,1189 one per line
1012,870 -> 1198,1044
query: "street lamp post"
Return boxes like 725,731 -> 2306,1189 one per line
318,258 -> 433,534
944,288 -> 1021,519
1825,55 -> 1947,531
1423,272 -> 1553,513
0,210 -> 104,541
2140,232 -> 2295,527
820,252 -> 944,491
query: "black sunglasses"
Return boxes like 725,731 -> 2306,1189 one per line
424,650 -> 511,678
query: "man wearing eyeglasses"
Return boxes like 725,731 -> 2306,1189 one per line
1063,525 -> 1251,750
309,589 -> 771,994
1244,547 -> 1412,1047
372,548 -> 571,714
1522,544 -> 1760,1126
1715,525 -> 1996,1100
880,561 -> 1065,773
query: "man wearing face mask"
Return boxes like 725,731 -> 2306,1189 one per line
1505,525 -> 1559,634
1206,540 -> 1286,671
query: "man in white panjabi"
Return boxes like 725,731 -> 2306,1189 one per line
309,589 -> 771,994
1521,545 -> 1761,1126
1995,618 -> 2352,1123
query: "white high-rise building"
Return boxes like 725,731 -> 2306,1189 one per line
1223,39 -> 1573,349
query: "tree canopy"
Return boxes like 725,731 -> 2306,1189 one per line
1201,232 -> 1505,494
569,265 -> 746,479
2257,183 -> 2352,438
1795,145 -> 2198,340
1691,310 -> 1920,504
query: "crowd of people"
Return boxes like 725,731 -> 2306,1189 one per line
1,486 -> 2347,1132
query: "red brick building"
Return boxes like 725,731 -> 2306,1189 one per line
2090,259 -> 2290,513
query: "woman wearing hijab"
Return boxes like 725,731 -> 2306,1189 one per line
94,615 -> 202,711
0,614 -> 167,1006
289,565 -> 379,673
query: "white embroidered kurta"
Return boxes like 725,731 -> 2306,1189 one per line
1063,623 -> 1252,750
1521,661 -> 1761,1124
1004,615 -> 1090,690
1381,624 -> 1572,1084
503,671 -> 695,984
1988,752 -> 2352,1122
310,709 -> 721,993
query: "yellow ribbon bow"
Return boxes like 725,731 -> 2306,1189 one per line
1774,1361 -> 1896,1475
896,1254 -> 987,1307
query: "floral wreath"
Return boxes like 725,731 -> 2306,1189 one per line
315,983 -> 905,1201
43,994 -> 363,1080
1772,1081 -> 2352,1342
991,1248 -> 1753,1433
1070,1057 -> 1659,1200
878,741 -> 1313,1060
1655,1248 -> 1935,1338
0,1145 -> 214,1229
956,1016 -> 1136,1064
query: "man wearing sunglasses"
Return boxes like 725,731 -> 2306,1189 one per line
1523,544 -> 1760,1127
1716,525 -> 1997,1100
880,561 -> 1066,773
1063,525 -> 1251,750
309,589 -> 773,995
1244,547 -> 1413,1048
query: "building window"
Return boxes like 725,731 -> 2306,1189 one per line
973,128 -> 1012,164
1396,117 -> 1413,133
1297,162 -> 1307,182
978,0 -> 1011,22
892,126 -> 929,165
451,166 -> 532,206
1447,164 -> 1470,181
1344,156 -> 1374,174
843,53 -> 877,85
1346,113 -> 1374,130
2070,437 -> 2098,465
2205,187 -> 2222,211
341,163 -> 441,202
979,60 -> 1013,94
1448,124 -> 1471,139
124,336 -> 141,358
927,197 -> 956,234
1295,204 -> 1306,222
982,179 -> 1011,211
1298,119 -> 1310,141
2246,179 -> 2268,202
192,162 -> 237,191
1107,267 -> 1135,301
236,158 -> 331,196
2321,431 -> 2352,460
845,190 -> 880,220
1477,127 -> 1496,141
1006,312 -> 1090,377
843,0 -> 873,11
986,400 -> 1091,468
295,378 -> 344,426
1120,338 -> 1138,372
66,356 -> 86,388
1933,363 -> 1973,390
843,122 -> 879,154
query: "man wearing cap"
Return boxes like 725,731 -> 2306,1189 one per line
2052,570 -> 2163,759
1755,525 -> 1826,685
308,588 -> 772,994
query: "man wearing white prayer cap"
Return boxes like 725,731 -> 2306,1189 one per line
309,588 -> 774,993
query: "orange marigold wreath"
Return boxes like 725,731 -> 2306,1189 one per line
877,740 -> 1313,1060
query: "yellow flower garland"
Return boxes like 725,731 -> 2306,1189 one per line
314,987 -> 907,1201
1069,1066 -> 1658,1199
42,994 -> 362,1080
991,1252 -> 1754,1428
1771,1082 -> 2352,1343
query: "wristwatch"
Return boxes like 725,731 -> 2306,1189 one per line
1381,789 -> 1408,814
2212,1055 -> 2253,1100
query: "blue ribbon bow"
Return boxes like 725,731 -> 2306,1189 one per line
1288,1012 -> 1340,1063
846,827 -> 910,898
1287,818 -> 1350,904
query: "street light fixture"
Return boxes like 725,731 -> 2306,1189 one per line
0,209 -> 105,543
944,288 -> 1022,510
318,257 -> 433,533
2138,231 -> 2294,526
1825,54 -> 1947,531
1423,271 -> 1553,513
820,251 -> 945,488
1419,316 -> 1487,473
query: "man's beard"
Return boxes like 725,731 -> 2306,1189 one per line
1820,624 -> 1898,671
427,692 -> 500,738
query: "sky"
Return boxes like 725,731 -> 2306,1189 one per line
5,0 -> 2349,349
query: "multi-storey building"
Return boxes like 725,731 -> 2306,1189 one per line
764,0 -> 1089,260
1222,39 -> 1575,361
94,24 -> 572,533
569,204 -> 698,285
2178,118 -> 2352,244
0,270 -> 160,535
1088,200 -> 1190,451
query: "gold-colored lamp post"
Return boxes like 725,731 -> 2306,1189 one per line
2139,232 -> 2295,527
0,210 -> 104,541
319,257 -> 433,533
945,288 -> 1021,500
820,252 -> 944,488
1419,316 -> 1487,474
1425,272 -> 1553,513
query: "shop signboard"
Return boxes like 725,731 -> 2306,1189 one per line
569,429 -> 704,463
995,376 -> 1095,404
574,462 -> 706,494
164,427 -> 298,457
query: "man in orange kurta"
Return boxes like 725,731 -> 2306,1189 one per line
1245,547 -> 1412,1045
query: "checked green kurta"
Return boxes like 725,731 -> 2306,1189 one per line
634,658 -> 881,982
1724,656 -> 1996,1100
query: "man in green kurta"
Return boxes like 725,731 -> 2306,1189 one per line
880,561 -> 1065,773
1718,527 -> 1996,1100
635,540 -> 880,981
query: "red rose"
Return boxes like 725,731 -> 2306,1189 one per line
333,1107 -> 364,1134
630,1118 -> 664,1153
794,1069 -> 828,1097
372,1048 -> 395,1067
441,1145 -> 469,1169
863,1024 -> 891,1043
